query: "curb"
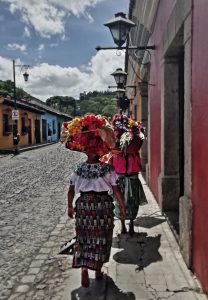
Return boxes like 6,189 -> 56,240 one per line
0,142 -> 57,155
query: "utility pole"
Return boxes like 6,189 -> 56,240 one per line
12,59 -> 29,154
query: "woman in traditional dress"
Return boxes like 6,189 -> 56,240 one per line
62,115 -> 125,288
110,114 -> 147,235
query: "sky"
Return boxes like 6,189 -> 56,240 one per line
0,0 -> 129,101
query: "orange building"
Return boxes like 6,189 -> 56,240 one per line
0,97 -> 44,151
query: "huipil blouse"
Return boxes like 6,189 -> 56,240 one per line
69,162 -> 118,194
111,135 -> 143,174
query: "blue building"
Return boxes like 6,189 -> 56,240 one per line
29,97 -> 72,143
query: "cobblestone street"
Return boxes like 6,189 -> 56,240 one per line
0,143 -> 84,300
0,143 -> 207,300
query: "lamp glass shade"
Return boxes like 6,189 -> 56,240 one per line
116,88 -> 126,99
111,68 -> 127,85
108,24 -> 130,47
23,72 -> 29,82
104,12 -> 135,47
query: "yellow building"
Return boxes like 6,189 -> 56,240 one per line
0,97 -> 44,151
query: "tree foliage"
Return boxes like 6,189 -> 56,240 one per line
46,91 -> 117,118
0,80 -> 30,99
46,96 -> 76,115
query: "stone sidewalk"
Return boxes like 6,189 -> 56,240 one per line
62,176 -> 208,300
8,175 -> 208,300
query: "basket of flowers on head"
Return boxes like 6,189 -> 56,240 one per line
111,114 -> 145,151
60,114 -> 115,156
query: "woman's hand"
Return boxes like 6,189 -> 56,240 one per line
68,206 -> 74,218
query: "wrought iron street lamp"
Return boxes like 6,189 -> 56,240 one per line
13,59 -> 30,154
105,12 -> 135,48
110,67 -> 137,93
96,12 -> 155,51
109,67 -> 136,114
111,68 -> 127,86
23,71 -> 29,82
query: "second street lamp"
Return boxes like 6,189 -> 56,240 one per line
109,67 -> 136,114
111,67 -> 127,87
110,67 -> 137,96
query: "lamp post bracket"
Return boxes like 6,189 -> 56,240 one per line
96,45 -> 156,51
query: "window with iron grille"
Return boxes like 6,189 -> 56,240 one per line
3,114 -> 12,135
21,117 -> 27,133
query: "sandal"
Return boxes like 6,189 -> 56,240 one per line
81,268 -> 89,288
95,270 -> 104,279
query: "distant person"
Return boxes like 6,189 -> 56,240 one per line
13,132 -> 20,155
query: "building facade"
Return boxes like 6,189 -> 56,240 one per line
0,96 -> 71,152
126,0 -> 208,294
0,97 -> 44,149
29,98 -> 71,143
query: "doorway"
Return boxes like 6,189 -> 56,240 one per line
28,119 -> 32,144
42,119 -> 47,143
58,122 -> 61,139
159,28 -> 185,237
35,119 -> 41,144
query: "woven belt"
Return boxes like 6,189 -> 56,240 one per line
80,190 -> 109,195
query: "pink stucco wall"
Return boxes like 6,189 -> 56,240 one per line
192,0 -> 208,293
148,0 -> 176,198
147,0 -> 208,293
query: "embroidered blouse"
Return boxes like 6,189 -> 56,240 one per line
69,162 -> 118,193
111,136 -> 142,174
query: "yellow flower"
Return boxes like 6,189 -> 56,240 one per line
128,119 -> 134,127
67,118 -> 83,136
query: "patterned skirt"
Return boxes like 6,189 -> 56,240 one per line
72,191 -> 114,271
114,174 -> 147,220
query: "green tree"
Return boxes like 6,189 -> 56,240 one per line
0,80 -> 30,99
76,91 -> 117,117
45,91 -> 117,117
46,96 -> 76,115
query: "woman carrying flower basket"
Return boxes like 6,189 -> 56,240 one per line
109,114 -> 147,235
60,114 -> 125,288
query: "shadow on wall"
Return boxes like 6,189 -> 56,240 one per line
112,233 -> 162,271
71,275 -> 135,300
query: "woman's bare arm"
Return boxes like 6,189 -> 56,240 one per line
68,186 -> 75,218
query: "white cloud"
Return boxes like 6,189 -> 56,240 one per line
38,44 -> 45,51
23,26 -> 31,38
0,51 -> 125,101
49,43 -> 58,48
0,56 -> 14,81
51,0 -> 103,16
7,43 -> 27,53
2,0 -> 103,37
